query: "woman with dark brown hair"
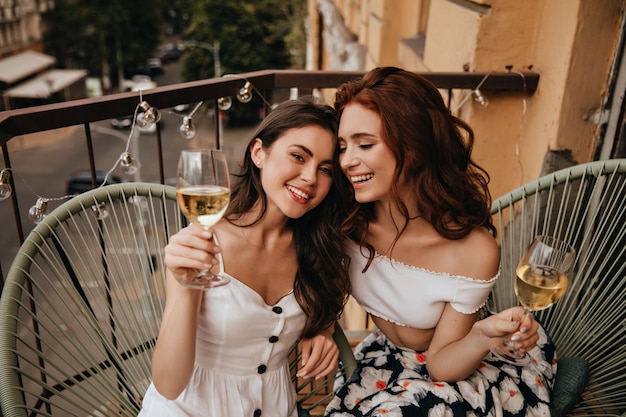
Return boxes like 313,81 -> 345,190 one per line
139,96 -> 352,417
325,67 -> 555,416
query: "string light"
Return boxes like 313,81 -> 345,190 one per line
3,80 -> 265,223
222,74 -> 272,108
452,73 -> 490,112
28,197 -> 49,224
179,116 -> 196,140
91,202 -> 109,220
237,81 -> 253,103
0,169 -> 12,201
472,89 -> 489,107
136,101 -> 162,127
217,96 -> 232,111
120,151 -> 140,175
176,101 -> 204,140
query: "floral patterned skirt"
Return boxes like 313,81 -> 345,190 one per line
325,320 -> 556,417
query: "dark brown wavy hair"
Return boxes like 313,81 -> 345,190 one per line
334,67 -> 495,262
226,96 -> 352,338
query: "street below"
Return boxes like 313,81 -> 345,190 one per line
0,55 -> 256,279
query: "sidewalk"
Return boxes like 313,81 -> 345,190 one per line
6,125 -> 79,152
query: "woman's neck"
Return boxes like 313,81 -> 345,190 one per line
228,202 -> 291,246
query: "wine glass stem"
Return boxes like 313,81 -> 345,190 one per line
210,231 -> 224,274
521,308 -> 532,330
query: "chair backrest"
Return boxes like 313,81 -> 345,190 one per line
0,182 -> 355,417
487,159 -> 626,416
0,183 -> 181,417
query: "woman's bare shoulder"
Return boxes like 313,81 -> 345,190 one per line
451,227 -> 500,281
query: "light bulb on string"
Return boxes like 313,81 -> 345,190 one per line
120,152 -> 140,175
179,116 -> 197,140
237,81 -> 253,103
91,202 -> 109,220
472,89 -> 489,107
0,169 -> 12,200
217,97 -> 232,111
136,101 -> 161,127
28,198 -> 49,224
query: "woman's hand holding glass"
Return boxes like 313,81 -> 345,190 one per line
490,235 -> 575,364
163,224 -> 222,287
483,306 -> 539,358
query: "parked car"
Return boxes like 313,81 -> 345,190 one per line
158,44 -> 183,64
145,58 -> 164,77
65,170 -> 125,195
111,115 -> 133,129
121,75 -> 157,92
110,111 -> 160,134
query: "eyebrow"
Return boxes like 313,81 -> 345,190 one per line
339,132 -> 378,141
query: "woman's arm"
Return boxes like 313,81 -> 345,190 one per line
151,271 -> 203,399
424,228 -> 538,381
150,225 -> 219,399
425,305 -> 538,382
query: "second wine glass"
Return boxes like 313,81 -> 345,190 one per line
176,149 -> 231,289
491,235 -> 576,364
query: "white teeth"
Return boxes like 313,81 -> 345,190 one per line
350,174 -> 373,183
287,185 -> 311,199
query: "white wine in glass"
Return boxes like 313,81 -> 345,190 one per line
491,235 -> 575,364
176,149 -> 231,289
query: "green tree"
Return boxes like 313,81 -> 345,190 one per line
43,0 -> 165,89
179,0 -> 307,124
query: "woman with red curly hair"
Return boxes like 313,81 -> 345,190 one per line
326,67 -> 555,417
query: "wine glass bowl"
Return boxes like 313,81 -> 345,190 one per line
491,235 -> 576,364
176,149 -> 231,289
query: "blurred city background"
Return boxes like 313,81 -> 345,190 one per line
1,0 -> 626,330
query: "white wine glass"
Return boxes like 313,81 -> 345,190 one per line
176,149 -> 231,289
491,235 -> 576,365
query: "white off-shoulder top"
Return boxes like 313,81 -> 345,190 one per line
347,241 -> 499,329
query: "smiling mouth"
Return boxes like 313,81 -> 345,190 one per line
286,185 -> 312,200
350,174 -> 374,183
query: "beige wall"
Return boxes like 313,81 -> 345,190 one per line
310,0 -> 625,199
308,0 -> 626,330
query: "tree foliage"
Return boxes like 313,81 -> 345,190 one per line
181,0 -> 303,80
43,0 -> 165,85
178,0 -> 307,124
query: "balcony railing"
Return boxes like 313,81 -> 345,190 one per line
0,69 -> 538,285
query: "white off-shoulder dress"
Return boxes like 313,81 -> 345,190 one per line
139,273 -> 306,417
325,241 -> 556,417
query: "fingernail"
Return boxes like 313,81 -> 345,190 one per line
511,335 -> 520,341
203,231 -> 212,239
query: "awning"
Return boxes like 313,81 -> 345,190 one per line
3,69 -> 88,99
0,51 -> 56,85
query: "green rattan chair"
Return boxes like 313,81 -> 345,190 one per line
0,182 -> 356,417
488,158 -> 626,417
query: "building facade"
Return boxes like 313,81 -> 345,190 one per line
0,0 -> 54,58
308,0 -> 626,198
307,0 -> 626,330
0,1 -> 89,111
